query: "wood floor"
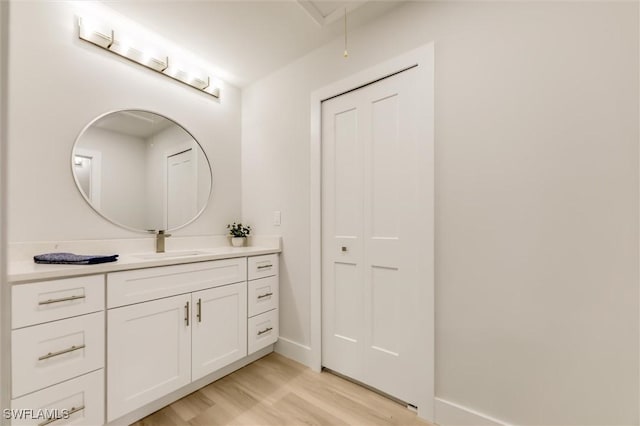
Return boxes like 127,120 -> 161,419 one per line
132,353 -> 433,426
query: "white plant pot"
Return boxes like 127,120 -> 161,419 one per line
231,237 -> 245,247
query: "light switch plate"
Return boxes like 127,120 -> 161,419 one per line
273,211 -> 281,226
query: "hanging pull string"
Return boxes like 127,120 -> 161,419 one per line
343,8 -> 349,58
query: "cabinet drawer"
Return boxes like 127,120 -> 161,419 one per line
248,309 -> 279,354
248,276 -> 279,317
12,275 -> 104,329
12,312 -> 105,398
107,257 -> 247,308
11,369 -> 104,426
248,254 -> 278,281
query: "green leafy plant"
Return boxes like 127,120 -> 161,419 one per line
227,222 -> 251,238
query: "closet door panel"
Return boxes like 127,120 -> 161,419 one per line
321,64 -> 433,407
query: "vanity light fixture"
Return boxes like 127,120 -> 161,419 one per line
77,17 -> 220,99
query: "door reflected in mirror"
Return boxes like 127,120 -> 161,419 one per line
72,110 -> 212,232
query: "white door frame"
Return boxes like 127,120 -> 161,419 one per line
309,43 -> 435,421
73,148 -> 102,209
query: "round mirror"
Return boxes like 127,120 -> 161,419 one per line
72,110 -> 212,232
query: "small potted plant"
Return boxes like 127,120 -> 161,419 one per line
227,222 -> 251,247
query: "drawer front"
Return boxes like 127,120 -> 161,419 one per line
11,369 -> 104,426
248,276 -> 279,317
12,275 -> 104,329
107,257 -> 247,308
248,309 -> 279,355
12,312 -> 105,398
247,254 -> 278,281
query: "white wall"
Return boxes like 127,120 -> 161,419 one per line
81,127 -> 148,230
241,2 -> 639,425
7,1 -> 242,243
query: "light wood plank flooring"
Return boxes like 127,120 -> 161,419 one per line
132,353 -> 433,426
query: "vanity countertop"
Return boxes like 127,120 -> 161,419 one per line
9,245 -> 281,283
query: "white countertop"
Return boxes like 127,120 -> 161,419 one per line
9,236 -> 281,283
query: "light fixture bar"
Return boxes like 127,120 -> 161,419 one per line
78,17 -> 220,99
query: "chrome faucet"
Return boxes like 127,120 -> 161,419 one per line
155,230 -> 172,253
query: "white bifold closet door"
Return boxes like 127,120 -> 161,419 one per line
321,65 -> 431,407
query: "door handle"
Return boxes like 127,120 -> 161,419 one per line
38,295 -> 85,305
38,405 -> 85,426
38,344 -> 86,361
185,301 -> 190,326
197,298 -> 202,323
257,327 -> 273,336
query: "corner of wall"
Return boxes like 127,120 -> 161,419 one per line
274,337 -> 314,369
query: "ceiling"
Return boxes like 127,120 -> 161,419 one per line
101,1 -> 404,87
95,111 -> 174,139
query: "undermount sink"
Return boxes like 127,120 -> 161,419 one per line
132,250 -> 210,260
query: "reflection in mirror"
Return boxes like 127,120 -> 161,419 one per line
72,110 -> 212,232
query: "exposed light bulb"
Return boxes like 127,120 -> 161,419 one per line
343,8 -> 349,59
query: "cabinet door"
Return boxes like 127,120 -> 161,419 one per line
107,294 -> 191,422
192,282 -> 247,381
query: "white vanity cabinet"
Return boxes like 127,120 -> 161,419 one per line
8,248 -> 280,426
10,275 -> 105,426
106,258 -> 249,422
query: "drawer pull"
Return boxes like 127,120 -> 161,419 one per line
38,405 -> 85,426
38,344 -> 86,361
257,292 -> 273,299
257,264 -> 272,270
257,327 -> 273,336
38,295 -> 85,305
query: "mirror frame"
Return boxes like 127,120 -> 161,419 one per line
71,109 -> 214,233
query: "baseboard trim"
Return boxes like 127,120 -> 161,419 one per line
435,398 -> 512,426
274,336 -> 313,367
